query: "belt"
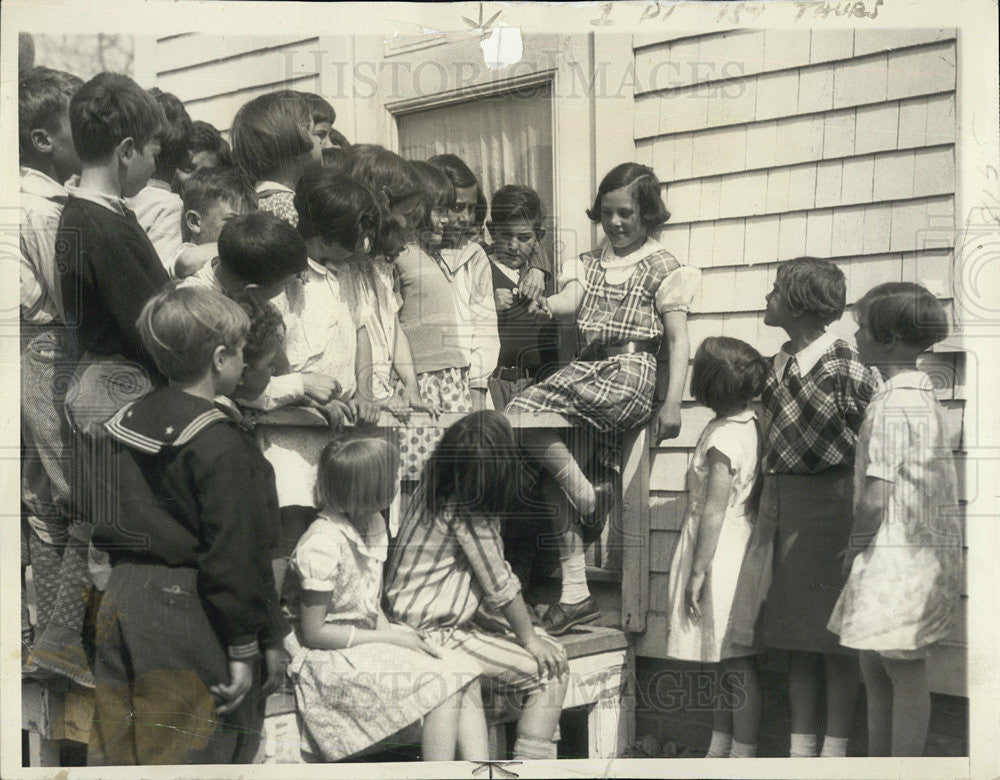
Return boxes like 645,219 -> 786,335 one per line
492,365 -> 534,382
578,340 -> 657,361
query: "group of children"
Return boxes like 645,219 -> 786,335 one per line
17,62 -> 961,765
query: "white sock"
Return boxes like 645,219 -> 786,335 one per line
559,554 -> 590,604
820,735 -> 849,757
729,739 -> 757,758
705,730 -> 732,758
513,735 -> 557,760
789,732 -> 818,757
553,462 -> 595,514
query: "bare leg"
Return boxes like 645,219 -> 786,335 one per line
512,675 -> 568,759
457,682 -> 489,761
884,657 -> 929,757
723,656 -> 761,747
422,688 -> 464,761
788,650 -> 822,736
859,650 -> 892,757
823,652 -> 860,739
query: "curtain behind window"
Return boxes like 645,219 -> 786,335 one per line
396,82 -> 554,261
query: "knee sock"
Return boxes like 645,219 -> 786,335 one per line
729,739 -> 757,758
789,732 -> 818,757
513,735 -> 557,760
27,531 -> 64,636
553,462 -> 595,516
820,734 -> 849,757
705,730 -> 732,758
559,554 -> 590,604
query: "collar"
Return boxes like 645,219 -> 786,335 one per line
255,180 -> 295,195
20,167 -> 67,201
441,240 -> 483,273
599,236 -> 662,270
490,258 -> 522,284
316,510 -> 389,562
774,330 -> 839,377
724,408 -> 756,423
213,395 -> 254,429
883,369 -> 935,393
64,175 -> 129,216
104,386 -> 230,454
145,178 -> 172,192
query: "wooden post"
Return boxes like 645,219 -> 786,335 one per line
620,426 -> 650,633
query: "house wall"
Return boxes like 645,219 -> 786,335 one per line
631,27 -> 966,696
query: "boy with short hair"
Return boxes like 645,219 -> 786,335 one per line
173,119 -> 232,191
126,88 -> 193,274
89,284 -> 289,765
57,71 -> 170,433
18,65 -> 91,685
171,166 -> 256,278
483,184 -> 559,410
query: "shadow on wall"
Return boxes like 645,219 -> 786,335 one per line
19,32 -> 134,79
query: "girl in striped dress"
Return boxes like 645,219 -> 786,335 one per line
506,163 -> 700,635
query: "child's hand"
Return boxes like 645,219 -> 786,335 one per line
517,267 -> 546,302
211,658 -> 254,714
303,373 -> 342,405
389,630 -> 443,659
528,296 -> 552,318
353,398 -> 382,425
653,401 -> 682,441
494,288 -> 516,312
262,646 -> 290,695
684,570 -> 706,620
524,635 -> 568,681
317,398 -> 354,428
404,389 -> 439,419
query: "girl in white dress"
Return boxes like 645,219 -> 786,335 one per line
665,337 -> 768,758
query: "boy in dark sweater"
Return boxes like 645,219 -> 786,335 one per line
484,184 -> 559,411
89,284 -> 289,765
57,71 -> 170,434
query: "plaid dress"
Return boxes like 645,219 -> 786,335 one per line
506,247 -> 681,434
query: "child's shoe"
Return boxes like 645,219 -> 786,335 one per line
541,596 -> 600,635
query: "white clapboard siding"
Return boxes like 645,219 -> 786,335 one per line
630,28 -> 964,695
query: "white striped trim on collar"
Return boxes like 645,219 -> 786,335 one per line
104,403 -> 229,454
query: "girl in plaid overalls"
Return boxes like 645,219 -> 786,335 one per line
506,163 -> 700,635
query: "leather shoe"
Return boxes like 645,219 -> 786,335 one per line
542,596 -> 600,636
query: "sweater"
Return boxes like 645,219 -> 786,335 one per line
56,194 -> 169,375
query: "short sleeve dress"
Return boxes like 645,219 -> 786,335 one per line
665,410 -> 761,662
827,371 -> 962,657
286,511 -> 482,761
506,238 -> 700,434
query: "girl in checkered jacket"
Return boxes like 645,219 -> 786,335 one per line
741,257 -> 882,758
506,163 -> 701,636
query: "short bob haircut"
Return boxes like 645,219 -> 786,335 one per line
180,165 -> 256,220
294,164 -> 381,252
428,153 -> 487,233
423,410 -> 521,519
315,436 -> 400,523
69,72 -> 164,164
230,90 -> 314,183
18,66 -> 84,163
300,91 -> 336,125
231,292 -> 285,366
586,162 -> 670,230
690,337 -> 769,415
853,281 -> 949,351
489,184 -> 545,233
408,160 -> 455,231
147,87 -> 192,177
350,144 -> 422,209
774,256 -> 847,326
217,211 -> 308,287
136,282 -> 249,383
